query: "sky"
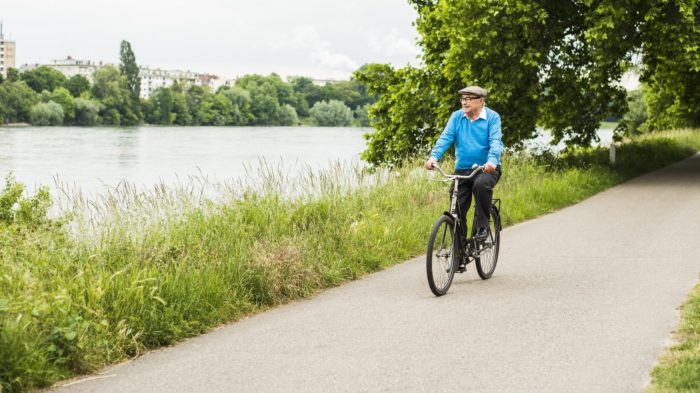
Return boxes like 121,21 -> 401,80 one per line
1,0 -> 422,80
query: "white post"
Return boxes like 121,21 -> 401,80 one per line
609,143 -> 616,165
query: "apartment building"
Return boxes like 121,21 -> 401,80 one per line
0,23 -> 16,79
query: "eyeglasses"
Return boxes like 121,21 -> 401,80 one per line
460,96 -> 481,102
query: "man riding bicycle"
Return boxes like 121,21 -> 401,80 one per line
424,85 -> 503,241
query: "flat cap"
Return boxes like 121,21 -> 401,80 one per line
458,86 -> 487,98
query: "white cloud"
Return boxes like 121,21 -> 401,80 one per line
368,29 -> 421,61
270,26 -> 358,74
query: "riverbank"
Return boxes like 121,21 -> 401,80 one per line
1,129 -> 699,392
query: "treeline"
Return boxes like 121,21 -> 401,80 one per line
0,41 -> 375,127
142,74 -> 374,127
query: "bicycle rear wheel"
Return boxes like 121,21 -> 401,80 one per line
475,206 -> 500,279
426,215 -> 457,296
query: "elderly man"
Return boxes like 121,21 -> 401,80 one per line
424,85 -> 503,241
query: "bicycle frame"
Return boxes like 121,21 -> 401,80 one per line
432,164 -> 483,264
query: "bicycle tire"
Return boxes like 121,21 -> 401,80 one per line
426,215 -> 457,296
475,206 -> 500,279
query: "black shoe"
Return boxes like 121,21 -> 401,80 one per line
475,227 -> 488,241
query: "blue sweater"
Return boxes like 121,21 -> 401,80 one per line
429,107 -> 503,170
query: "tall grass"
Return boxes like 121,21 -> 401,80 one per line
1,129 -> 699,392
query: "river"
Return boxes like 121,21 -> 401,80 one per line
0,126 -> 369,198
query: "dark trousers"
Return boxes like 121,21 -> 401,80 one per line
452,167 -> 501,236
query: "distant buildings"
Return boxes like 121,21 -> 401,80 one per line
19,55 -> 228,98
0,22 -> 16,79
20,56 -> 106,81
139,67 -> 224,98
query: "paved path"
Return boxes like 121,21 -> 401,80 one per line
52,154 -> 700,393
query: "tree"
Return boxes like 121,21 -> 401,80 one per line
6,68 -> 20,83
220,86 -> 255,125
20,66 -> 67,93
119,40 -> 142,123
623,89 -> 648,134
147,87 -> 175,125
278,104 -> 299,126
65,75 -> 91,97
119,40 -> 141,101
29,101 -> 64,126
309,100 -> 353,126
50,87 -> 76,122
74,98 -> 102,126
640,1 -> 700,131
356,0 -> 651,166
0,81 -> 38,123
170,85 -> 192,125
91,65 -> 138,126
354,104 -> 371,127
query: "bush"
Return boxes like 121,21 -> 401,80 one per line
74,98 -> 102,126
278,104 -> 299,126
309,100 -> 353,127
29,101 -> 64,126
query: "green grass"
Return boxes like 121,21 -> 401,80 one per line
0,129 -> 699,392
646,279 -> 700,393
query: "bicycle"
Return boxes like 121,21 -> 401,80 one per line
426,164 -> 502,296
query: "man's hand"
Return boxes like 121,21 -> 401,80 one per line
424,158 -> 437,170
484,162 -> 496,174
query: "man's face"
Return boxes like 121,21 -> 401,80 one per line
460,94 -> 484,114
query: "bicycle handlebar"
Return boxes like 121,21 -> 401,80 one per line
430,163 -> 483,181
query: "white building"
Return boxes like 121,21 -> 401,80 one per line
50,56 -> 105,82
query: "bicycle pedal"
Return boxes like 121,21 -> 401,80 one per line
457,265 -> 467,273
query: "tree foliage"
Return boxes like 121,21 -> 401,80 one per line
118,40 -> 142,123
20,66 -> 67,94
29,101 -> 64,126
0,81 -> 38,123
65,75 -> 91,98
91,65 -> 139,126
356,0 -> 698,166
640,0 -> 700,131
74,98 -> 102,126
50,87 -> 76,122
309,100 -> 353,126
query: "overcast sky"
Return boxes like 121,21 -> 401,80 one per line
1,0 -> 421,80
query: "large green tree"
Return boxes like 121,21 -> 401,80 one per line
91,65 -> 139,126
356,0 -> 665,166
20,66 -> 67,93
0,81 -> 39,123
640,0 -> 700,130
65,75 -> 91,97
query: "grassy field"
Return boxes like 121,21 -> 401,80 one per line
1,129 -> 699,392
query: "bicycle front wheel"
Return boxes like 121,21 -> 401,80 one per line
426,215 -> 457,296
475,206 -> 500,279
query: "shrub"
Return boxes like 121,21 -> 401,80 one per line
278,104 -> 299,126
74,98 -> 102,126
29,101 -> 64,126
309,100 -> 353,127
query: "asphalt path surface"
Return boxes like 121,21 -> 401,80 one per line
51,154 -> 700,393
